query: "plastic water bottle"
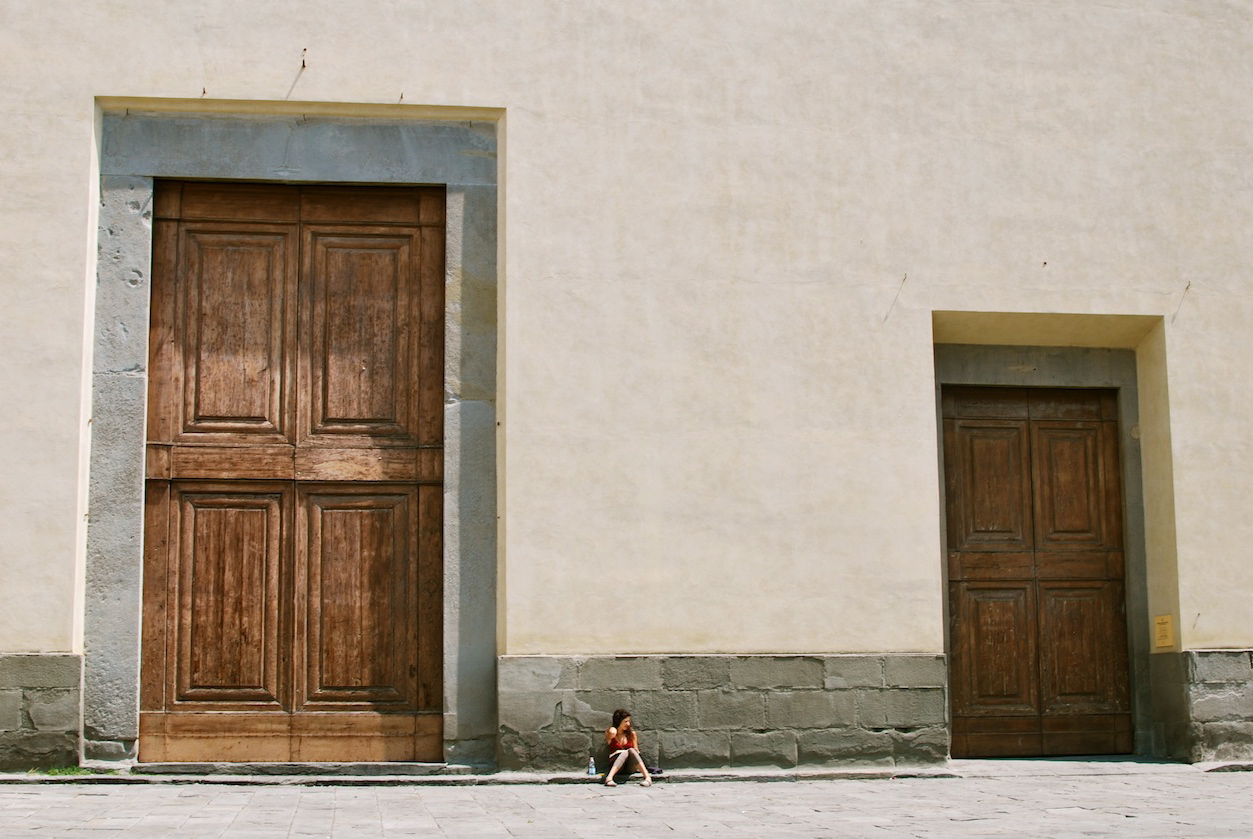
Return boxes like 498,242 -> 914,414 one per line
586,755 -> 596,776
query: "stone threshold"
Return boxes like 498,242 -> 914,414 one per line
132,762 -> 471,776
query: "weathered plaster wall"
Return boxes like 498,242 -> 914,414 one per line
3,1 -> 1253,671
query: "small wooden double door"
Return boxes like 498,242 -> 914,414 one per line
943,386 -> 1132,757
141,182 -> 444,762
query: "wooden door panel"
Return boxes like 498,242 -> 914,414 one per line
941,387 -> 1029,419
289,711 -> 442,762
947,551 -> 1034,582
141,483 -> 172,713
177,182 -> 301,222
1032,422 -> 1106,549
1041,714 -> 1133,756
161,445 -> 296,481
416,225 -> 445,447
944,419 -> 1033,554
951,583 -> 1038,715
147,219 -> 180,444
169,484 -> 290,709
415,483 -> 444,712
952,716 -> 1041,758
1034,551 -> 1123,580
1039,582 -> 1130,714
302,226 -> 422,442
297,487 -> 418,710
177,225 -> 297,441
140,710 -> 444,763
1028,389 -> 1116,421
139,712 -> 292,763
299,186 -> 441,225
1099,421 -> 1124,549
294,447 -> 443,483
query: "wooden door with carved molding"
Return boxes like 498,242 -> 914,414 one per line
943,386 -> 1131,758
141,182 -> 444,762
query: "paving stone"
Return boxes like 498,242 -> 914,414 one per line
1,766 -> 1253,837
730,657 -> 824,690
696,689 -> 766,730
661,657 -> 731,690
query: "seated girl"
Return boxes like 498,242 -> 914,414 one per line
603,708 -> 653,787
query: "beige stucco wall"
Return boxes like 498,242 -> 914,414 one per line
2,0 -> 1252,656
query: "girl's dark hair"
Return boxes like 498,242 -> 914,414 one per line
611,708 -> 631,727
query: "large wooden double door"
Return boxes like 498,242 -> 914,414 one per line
943,386 -> 1132,757
141,182 -> 444,762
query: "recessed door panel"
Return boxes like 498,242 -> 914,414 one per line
303,226 -> 422,441
169,484 -> 289,709
298,487 -> 418,710
952,583 -> 1038,716
1032,423 -> 1105,549
178,225 -> 297,440
947,421 -> 1032,553
1039,582 -> 1130,715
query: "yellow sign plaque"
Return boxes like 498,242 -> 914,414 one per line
1153,614 -> 1175,649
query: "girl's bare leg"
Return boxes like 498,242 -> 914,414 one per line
604,750 -> 629,786
629,748 -> 652,786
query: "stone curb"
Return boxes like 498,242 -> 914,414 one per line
0,768 -> 950,786
2,761 -> 1244,786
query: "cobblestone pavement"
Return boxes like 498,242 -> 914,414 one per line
0,762 -> 1250,838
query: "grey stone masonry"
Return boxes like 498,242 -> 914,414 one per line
1185,650 -> 1253,762
497,654 -> 948,771
0,654 -> 81,769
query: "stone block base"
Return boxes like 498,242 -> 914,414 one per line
0,654 -> 81,769
1185,650 -> 1253,762
497,654 -> 948,771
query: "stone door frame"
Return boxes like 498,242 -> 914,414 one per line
84,104 -> 499,764
933,344 -> 1154,755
